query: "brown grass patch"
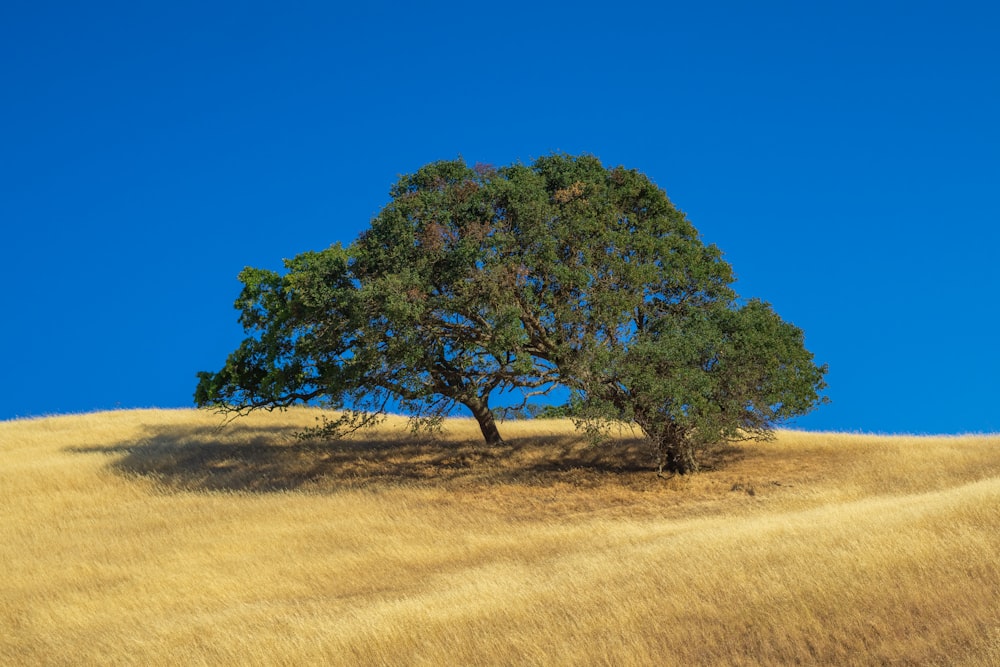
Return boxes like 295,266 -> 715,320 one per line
2,408 -> 998,665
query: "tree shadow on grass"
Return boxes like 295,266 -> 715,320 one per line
67,421 -> 744,494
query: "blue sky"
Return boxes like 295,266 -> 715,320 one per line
2,1 -> 997,433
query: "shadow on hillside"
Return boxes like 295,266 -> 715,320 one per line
67,421 -> 744,494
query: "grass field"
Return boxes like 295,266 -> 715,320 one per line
1,408 -> 998,665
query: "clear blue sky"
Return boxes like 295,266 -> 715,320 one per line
2,1 -> 997,433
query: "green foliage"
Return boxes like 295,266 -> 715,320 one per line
197,153 -> 827,471
197,161 -> 554,445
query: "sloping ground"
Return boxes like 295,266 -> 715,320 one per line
1,409 -> 998,665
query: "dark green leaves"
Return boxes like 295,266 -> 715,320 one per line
197,153 -> 826,468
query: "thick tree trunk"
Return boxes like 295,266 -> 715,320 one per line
660,441 -> 699,475
467,399 -> 504,445
635,414 -> 698,475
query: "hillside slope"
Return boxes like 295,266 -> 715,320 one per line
2,409 -> 998,665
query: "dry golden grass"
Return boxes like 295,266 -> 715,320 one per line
1,408 -> 998,665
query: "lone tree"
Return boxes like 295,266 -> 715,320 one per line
196,154 -> 827,473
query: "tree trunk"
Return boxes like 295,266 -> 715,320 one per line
637,416 -> 698,475
467,399 -> 504,445
660,441 -> 699,475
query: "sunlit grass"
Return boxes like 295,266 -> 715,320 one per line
2,408 -> 998,665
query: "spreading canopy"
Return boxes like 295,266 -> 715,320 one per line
196,154 -> 827,472
482,155 -> 827,472
197,160 -> 553,444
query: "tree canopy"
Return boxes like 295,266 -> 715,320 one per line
196,154 -> 827,473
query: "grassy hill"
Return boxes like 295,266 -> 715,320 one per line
2,408 -> 998,665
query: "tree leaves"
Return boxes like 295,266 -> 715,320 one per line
196,154 -> 827,470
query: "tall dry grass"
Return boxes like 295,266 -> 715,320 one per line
1,408 -> 998,665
